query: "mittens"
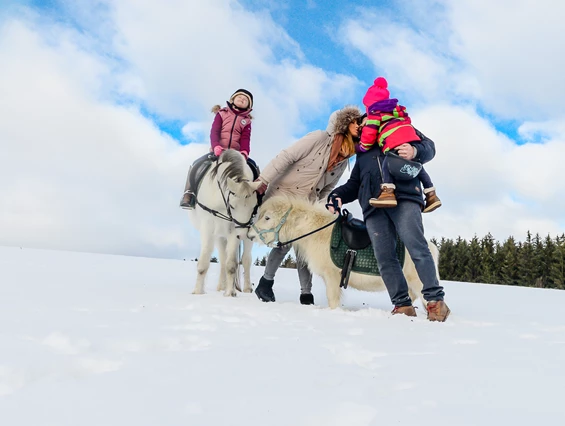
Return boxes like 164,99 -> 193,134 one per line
213,146 -> 224,156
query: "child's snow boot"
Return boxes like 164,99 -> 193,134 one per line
369,184 -> 397,208
423,187 -> 441,213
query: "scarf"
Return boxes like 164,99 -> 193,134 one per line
327,133 -> 356,171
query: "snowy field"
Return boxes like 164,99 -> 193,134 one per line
1,245 -> 564,426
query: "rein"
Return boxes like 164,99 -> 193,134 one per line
196,165 -> 258,229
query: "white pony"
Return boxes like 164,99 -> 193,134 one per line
189,150 -> 261,297
247,196 -> 440,309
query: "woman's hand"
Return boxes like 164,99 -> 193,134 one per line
254,178 -> 267,195
396,143 -> 415,160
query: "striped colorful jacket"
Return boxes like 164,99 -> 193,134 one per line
359,98 -> 420,153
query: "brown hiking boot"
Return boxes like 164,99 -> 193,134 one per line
426,300 -> 450,322
369,185 -> 397,208
391,305 -> 417,317
180,191 -> 196,209
423,189 -> 442,213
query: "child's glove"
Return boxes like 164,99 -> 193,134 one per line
213,146 -> 224,157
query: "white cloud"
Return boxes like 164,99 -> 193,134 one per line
0,18 -> 203,258
445,0 -> 565,119
413,105 -> 565,242
0,1 -> 359,258
344,0 -> 565,119
339,0 -> 565,243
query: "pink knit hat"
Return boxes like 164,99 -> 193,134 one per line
362,77 -> 390,107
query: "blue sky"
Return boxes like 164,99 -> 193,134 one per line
1,0 -> 564,260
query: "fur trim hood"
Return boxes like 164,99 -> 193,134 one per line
211,104 -> 253,119
326,105 -> 362,135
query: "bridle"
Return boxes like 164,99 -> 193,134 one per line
196,178 -> 259,229
252,206 -> 341,248
251,207 -> 292,247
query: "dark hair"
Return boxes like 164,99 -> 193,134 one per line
357,113 -> 367,125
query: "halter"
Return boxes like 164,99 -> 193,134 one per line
252,206 -> 341,248
196,165 -> 258,229
251,207 -> 292,248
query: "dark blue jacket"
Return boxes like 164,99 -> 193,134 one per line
331,129 -> 436,219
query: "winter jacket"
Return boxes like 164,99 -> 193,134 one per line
332,128 -> 436,218
359,99 -> 420,153
210,103 -> 252,155
259,106 -> 362,203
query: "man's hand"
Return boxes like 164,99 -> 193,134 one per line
396,143 -> 415,160
325,194 -> 342,214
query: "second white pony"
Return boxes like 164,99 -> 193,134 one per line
247,196 -> 439,309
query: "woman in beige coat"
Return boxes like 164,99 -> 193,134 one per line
254,105 -> 362,305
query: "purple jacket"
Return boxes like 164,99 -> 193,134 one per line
210,103 -> 252,154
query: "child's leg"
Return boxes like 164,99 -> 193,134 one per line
180,153 -> 213,209
369,155 -> 397,208
418,166 -> 434,190
419,166 -> 441,213
381,155 -> 393,186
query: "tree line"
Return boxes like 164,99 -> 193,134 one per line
433,231 -> 565,289
254,254 -> 297,269
249,231 -> 565,290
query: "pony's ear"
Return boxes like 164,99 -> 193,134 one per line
226,177 -> 239,194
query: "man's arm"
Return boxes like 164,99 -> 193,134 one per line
329,160 -> 361,205
412,128 -> 436,165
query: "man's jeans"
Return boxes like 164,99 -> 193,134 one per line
365,200 -> 444,306
263,245 -> 313,294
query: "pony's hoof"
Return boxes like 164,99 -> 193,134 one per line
223,290 -> 237,297
243,287 -> 253,293
192,289 -> 205,295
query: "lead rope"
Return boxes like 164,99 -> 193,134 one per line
234,240 -> 242,292
276,211 -> 341,247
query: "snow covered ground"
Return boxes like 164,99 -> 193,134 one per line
1,245 -> 564,425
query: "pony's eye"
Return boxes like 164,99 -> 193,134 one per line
265,216 -> 270,221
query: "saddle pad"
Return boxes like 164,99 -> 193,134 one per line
330,222 -> 405,276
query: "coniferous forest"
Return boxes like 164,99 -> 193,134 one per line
433,232 -> 565,289
253,231 -> 565,290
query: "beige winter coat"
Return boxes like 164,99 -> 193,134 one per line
259,106 -> 362,203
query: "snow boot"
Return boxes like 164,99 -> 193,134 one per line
255,277 -> 275,302
423,187 -> 442,213
391,305 -> 417,317
369,184 -> 397,208
180,191 -> 196,209
426,300 -> 450,322
300,293 -> 314,305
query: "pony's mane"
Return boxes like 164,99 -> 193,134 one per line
210,150 -> 248,186
265,196 -> 334,220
